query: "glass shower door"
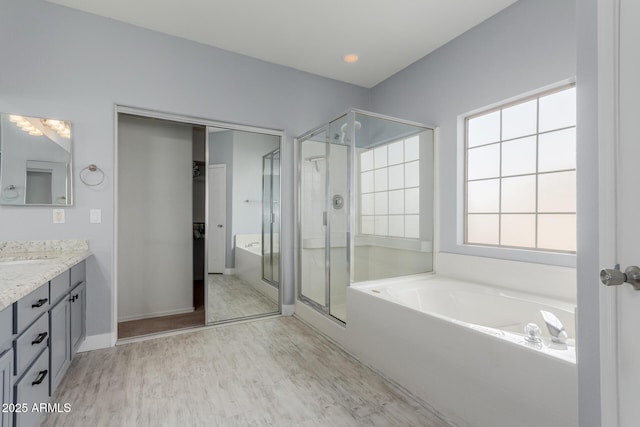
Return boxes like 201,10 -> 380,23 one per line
327,118 -> 349,322
299,120 -> 350,322
299,127 -> 329,311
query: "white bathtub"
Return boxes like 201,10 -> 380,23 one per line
347,274 -> 578,427
234,234 -> 278,304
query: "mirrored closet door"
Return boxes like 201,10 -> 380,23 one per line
206,128 -> 281,324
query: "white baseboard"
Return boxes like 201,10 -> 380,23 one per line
117,306 -> 194,322
224,268 -> 235,275
78,332 -> 117,352
281,304 -> 295,316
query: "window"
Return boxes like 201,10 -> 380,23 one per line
465,85 -> 576,253
360,136 -> 420,238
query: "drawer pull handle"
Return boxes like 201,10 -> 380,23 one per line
32,370 -> 48,386
31,332 -> 48,345
31,298 -> 48,308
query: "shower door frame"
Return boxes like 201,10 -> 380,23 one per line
296,111 -> 355,323
297,124 -> 333,316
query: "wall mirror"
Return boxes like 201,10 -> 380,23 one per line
0,113 -> 73,205
207,128 -> 281,324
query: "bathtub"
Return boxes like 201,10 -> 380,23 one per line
347,274 -> 577,427
234,234 -> 278,304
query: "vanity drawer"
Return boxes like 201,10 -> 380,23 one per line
70,261 -> 85,288
14,314 -> 48,377
15,284 -> 49,334
0,305 -> 12,352
49,270 -> 70,305
14,348 -> 49,427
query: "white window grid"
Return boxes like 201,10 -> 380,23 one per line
464,84 -> 576,253
359,136 -> 420,239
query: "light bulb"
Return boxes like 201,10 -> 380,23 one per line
29,129 -> 43,136
17,119 -> 30,127
22,125 -> 35,132
343,54 -> 359,63
9,115 -> 23,123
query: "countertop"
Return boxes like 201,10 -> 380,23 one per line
0,240 -> 91,311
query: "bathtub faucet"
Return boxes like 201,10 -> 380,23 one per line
540,310 -> 568,344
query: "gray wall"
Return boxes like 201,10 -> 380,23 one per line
117,115 -> 193,321
369,0 -> 599,424
370,0 -> 577,267
0,0 -> 369,339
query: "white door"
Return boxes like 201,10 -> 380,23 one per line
601,0 -> 640,424
208,164 -> 226,273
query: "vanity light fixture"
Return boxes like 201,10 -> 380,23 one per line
41,118 -> 71,139
343,54 -> 359,63
8,115 -> 71,138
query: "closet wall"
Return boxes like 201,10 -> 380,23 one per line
117,115 -> 194,321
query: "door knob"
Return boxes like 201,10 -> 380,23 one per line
600,265 -> 640,290
217,224 -> 223,228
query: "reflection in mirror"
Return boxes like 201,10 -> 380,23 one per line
206,128 -> 281,324
0,113 -> 72,205
262,148 -> 280,286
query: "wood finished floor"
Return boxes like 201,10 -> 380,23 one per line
118,281 -> 205,339
42,317 -> 450,427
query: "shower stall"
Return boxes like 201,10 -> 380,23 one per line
297,110 -> 435,323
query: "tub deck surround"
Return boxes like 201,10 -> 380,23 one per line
357,273 -> 577,364
347,274 -> 578,427
0,239 -> 91,311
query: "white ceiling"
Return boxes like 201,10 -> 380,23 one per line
45,0 -> 518,88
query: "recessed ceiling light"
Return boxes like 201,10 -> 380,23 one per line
343,54 -> 359,63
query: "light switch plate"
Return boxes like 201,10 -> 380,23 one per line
90,209 -> 102,224
52,209 -> 65,224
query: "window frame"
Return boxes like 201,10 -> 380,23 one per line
463,83 -> 577,255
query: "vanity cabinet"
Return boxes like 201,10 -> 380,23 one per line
68,262 -> 85,358
0,305 -> 13,427
5,260 -> 87,427
49,297 -> 70,395
0,349 -> 13,427
49,262 -> 85,394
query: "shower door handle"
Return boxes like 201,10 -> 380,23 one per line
323,211 -> 327,226
217,224 -> 223,228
